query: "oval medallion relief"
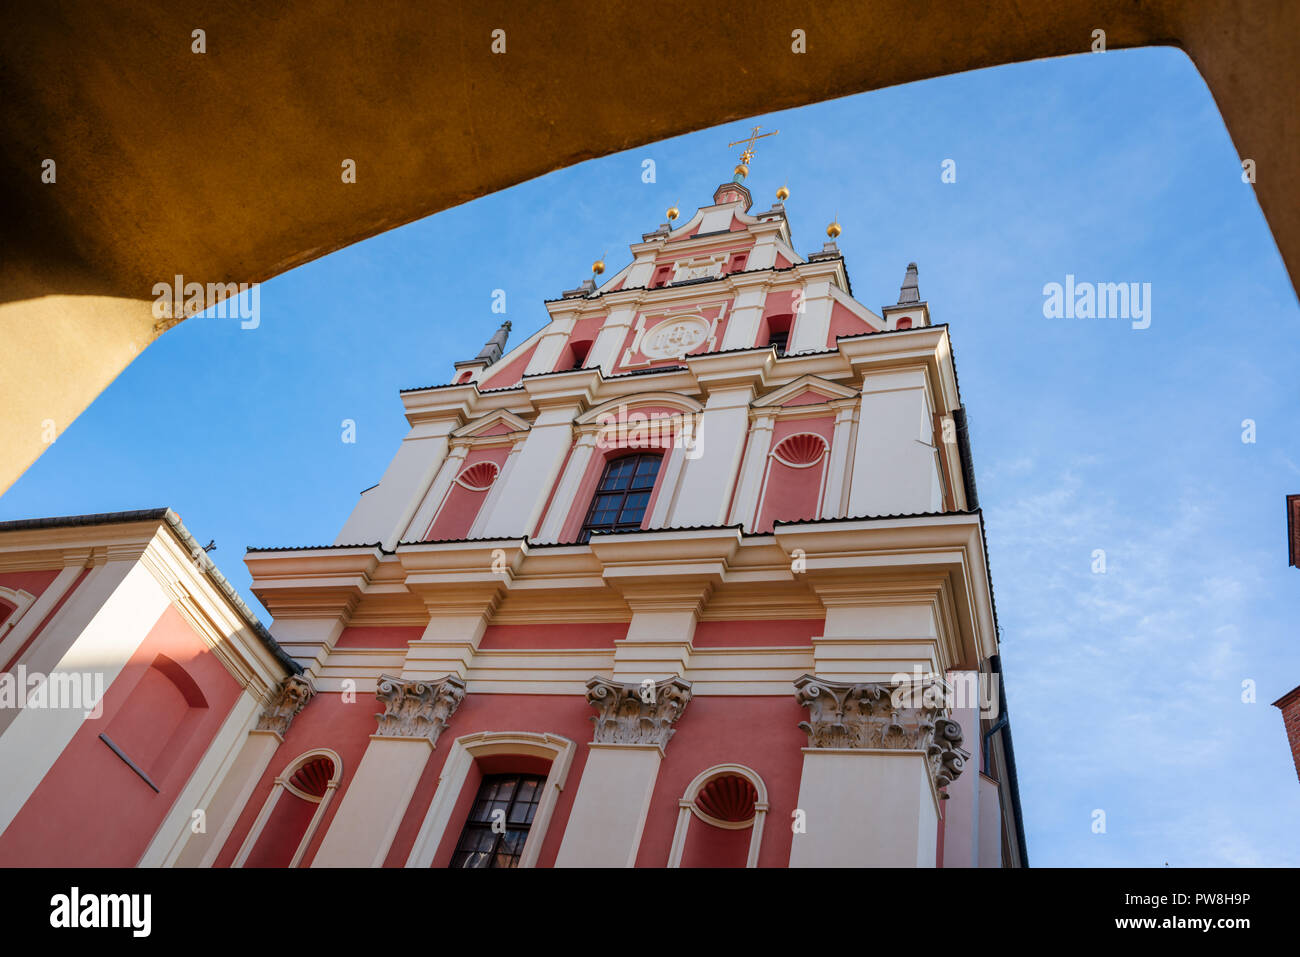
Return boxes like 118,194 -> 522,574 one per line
640,315 -> 710,360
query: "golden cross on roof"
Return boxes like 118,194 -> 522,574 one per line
728,125 -> 779,165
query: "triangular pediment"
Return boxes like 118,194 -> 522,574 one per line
753,375 -> 857,409
452,409 -> 531,438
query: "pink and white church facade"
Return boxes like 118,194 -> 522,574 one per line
0,168 -> 1026,868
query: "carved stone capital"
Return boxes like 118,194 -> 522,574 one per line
585,675 -> 692,749
255,674 -> 315,737
793,674 -> 970,792
374,673 -> 466,744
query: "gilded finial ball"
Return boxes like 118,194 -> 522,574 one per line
592,259 -> 605,275
826,220 -> 842,239
776,185 -> 790,201
734,163 -> 749,179
666,205 -> 680,221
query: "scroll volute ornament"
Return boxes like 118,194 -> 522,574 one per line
793,674 -> 970,792
256,673 -> 315,737
374,673 -> 466,744
585,675 -> 693,749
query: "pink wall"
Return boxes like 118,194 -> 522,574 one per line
634,695 -> 807,867
242,788 -> 318,868
754,416 -> 835,532
551,314 -> 605,373
478,343 -> 537,390
692,618 -> 820,647
0,605 -> 241,866
215,691 -> 377,867
384,693 -> 598,868
335,625 -> 425,649
940,701 -> 980,868
425,446 -> 510,540
0,568 -> 61,601
478,622 -> 625,649
679,812 -> 751,867
829,300 -> 877,345
1,567 -> 90,672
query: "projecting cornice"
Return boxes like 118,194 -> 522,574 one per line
588,527 -> 742,589
245,516 -> 998,663
396,539 -> 526,610
245,544 -> 384,621
837,325 -> 960,413
774,514 -> 997,668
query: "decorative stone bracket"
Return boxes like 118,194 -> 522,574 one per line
793,674 -> 970,791
374,673 -> 466,745
585,675 -> 693,749
255,674 -> 315,737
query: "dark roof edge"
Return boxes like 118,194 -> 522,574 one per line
0,508 -> 172,532
400,323 -> 954,396
990,653 -> 1029,868
0,508 -> 300,677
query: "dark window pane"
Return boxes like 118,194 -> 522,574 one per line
450,773 -> 547,869
621,491 -> 651,514
580,454 -> 664,543
516,778 -> 540,803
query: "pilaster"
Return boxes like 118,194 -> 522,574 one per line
554,675 -> 692,867
789,674 -> 969,867
311,673 -> 465,867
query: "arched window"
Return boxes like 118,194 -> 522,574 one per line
0,585 -> 36,642
578,452 -> 662,543
407,732 -> 576,868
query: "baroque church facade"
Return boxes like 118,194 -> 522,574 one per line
0,157 -> 1026,868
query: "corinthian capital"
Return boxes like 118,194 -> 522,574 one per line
793,674 -> 970,791
585,675 -> 692,749
255,674 -> 315,737
374,673 -> 466,744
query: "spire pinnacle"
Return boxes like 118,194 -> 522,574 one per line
473,319 -> 511,364
897,262 -> 921,305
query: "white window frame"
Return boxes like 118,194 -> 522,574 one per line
406,731 -> 575,869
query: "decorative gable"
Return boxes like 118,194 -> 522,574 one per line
451,409 -> 530,440
753,374 -> 857,410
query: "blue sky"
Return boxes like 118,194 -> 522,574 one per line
5,47 -> 1298,866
